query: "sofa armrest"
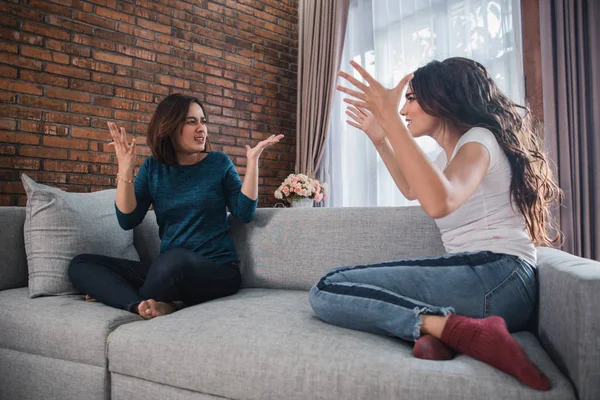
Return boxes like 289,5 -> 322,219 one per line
0,206 -> 28,291
537,246 -> 600,400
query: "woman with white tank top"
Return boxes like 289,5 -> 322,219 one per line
309,57 -> 562,391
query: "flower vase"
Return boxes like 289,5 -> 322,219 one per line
290,198 -> 314,208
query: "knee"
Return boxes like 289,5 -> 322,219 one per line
68,254 -> 93,283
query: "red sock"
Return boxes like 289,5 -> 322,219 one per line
413,335 -> 455,360
441,314 -> 550,390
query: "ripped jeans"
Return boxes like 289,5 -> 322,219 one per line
309,251 -> 536,342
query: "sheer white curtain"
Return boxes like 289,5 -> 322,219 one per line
318,0 -> 523,207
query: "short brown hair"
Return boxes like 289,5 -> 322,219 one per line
146,93 -> 212,165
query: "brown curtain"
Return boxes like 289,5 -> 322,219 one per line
540,0 -> 600,260
296,0 -> 350,176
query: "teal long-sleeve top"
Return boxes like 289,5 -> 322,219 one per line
115,151 -> 257,264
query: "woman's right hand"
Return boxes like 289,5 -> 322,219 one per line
345,105 -> 386,147
107,122 -> 137,174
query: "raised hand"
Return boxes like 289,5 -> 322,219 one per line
245,134 -> 284,161
345,105 -> 386,147
107,122 -> 136,174
337,60 -> 413,124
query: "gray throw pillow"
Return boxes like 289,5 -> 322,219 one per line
22,174 -> 140,298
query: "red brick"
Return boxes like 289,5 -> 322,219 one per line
134,102 -> 157,113
115,44 -> 156,61
0,4 -> 45,22
0,182 -> 25,194
137,18 -> 171,34
71,103 -> 113,118
0,106 -> 41,120
114,110 -> 151,123
0,15 -> 17,29
46,113 -> 91,127
69,174 -> 112,186
22,171 -> 68,184
94,29 -> 135,45
0,131 -> 40,145
117,24 -> 155,40
206,76 -> 234,89
156,75 -> 190,89
135,39 -> 171,54
0,118 -> 16,130
0,195 -> 14,205
20,121 -> 69,136
69,150 -> 113,164
115,88 -> 154,102
0,53 -> 43,70
73,34 -> 115,51
93,96 -> 134,110
72,57 -> 114,73
93,51 -> 133,66
26,0 -> 72,17
0,92 -> 16,104
0,144 -> 16,155
91,72 -> 132,88
45,63 -> 91,80
20,146 -> 68,159
70,79 -> 114,96
95,7 -> 136,23
45,39 -> 91,57
0,157 -> 40,170
72,127 -> 112,141
22,21 -> 70,41
46,87 -> 91,103
21,95 -> 68,112
43,136 -> 88,150
46,15 -> 94,35
156,34 -> 190,50
44,160 -> 89,173
192,43 -> 223,58
90,164 -> 118,175
133,81 -> 169,95
20,71 -> 69,87
0,41 -> 18,54
74,11 -> 116,30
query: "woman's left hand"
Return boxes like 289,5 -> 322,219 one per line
337,60 -> 413,123
245,134 -> 284,161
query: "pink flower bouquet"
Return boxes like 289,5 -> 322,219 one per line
274,173 -> 328,203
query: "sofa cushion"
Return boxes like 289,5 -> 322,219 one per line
107,289 -> 576,400
22,174 -> 140,297
0,287 -> 140,367
230,207 -> 446,291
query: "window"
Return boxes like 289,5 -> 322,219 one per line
319,0 -> 523,207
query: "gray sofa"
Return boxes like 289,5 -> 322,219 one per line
1,205 -> 599,400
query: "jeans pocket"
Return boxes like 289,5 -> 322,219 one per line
484,265 -> 535,332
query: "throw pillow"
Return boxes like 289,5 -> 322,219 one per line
21,174 -> 140,297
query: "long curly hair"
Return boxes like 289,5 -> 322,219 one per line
411,57 -> 562,246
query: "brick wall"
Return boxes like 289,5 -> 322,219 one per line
0,0 -> 298,207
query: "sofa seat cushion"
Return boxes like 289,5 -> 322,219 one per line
0,288 -> 140,367
107,289 -> 576,400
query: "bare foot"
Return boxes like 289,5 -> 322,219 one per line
137,299 -> 176,319
136,300 -> 153,320
85,294 -> 96,302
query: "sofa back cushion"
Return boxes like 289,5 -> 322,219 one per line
0,206 -> 28,291
230,207 -> 445,290
22,174 -> 140,297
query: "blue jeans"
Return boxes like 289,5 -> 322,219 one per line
309,251 -> 536,342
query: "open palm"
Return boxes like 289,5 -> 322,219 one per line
346,106 -> 386,146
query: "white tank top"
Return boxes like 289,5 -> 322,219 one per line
433,127 -> 537,266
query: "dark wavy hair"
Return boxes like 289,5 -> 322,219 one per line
146,93 -> 212,165
411,57 -> 562,246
